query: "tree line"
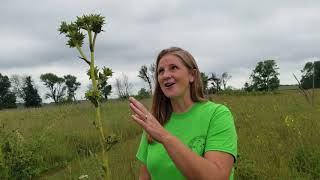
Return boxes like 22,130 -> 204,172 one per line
0,72 -> 111,110
0,59 -> 319,110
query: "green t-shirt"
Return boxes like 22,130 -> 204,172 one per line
136,101 -> 237,180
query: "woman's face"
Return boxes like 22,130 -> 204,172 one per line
157,54 -> 194,100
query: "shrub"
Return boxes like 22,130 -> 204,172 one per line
1,130 -> 44,179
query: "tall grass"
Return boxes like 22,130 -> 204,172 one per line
0,90 -> 319,179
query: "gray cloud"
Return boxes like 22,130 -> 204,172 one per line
1,0 -> 320,101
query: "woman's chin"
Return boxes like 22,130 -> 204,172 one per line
163,92 -> 180,99
163,91 -> 176,98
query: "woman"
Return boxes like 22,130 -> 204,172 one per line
129,47 -> 237,180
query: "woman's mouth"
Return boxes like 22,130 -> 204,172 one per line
164,82 -> 175,88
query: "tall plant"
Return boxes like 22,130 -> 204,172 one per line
58,14 -> 112,180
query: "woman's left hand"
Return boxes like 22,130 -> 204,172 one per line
129,97 -> 170,144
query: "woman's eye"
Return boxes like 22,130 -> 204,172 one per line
172,65 -> 178,70
158,69 -> 164,74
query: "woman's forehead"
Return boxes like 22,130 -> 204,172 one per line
158,54 -> 183,68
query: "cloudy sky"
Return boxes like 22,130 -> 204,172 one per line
1,0 -> 320,102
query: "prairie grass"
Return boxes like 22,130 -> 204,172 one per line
0,90 -> 319,179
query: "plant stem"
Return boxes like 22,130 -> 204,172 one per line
88,30 -> 111,180
75,45 -> 91,65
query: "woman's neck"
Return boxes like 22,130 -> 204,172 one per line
170,97 -> 194,113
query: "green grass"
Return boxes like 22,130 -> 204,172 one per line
0,90 -> 319,179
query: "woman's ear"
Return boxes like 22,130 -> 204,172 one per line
189,69 -> 196,83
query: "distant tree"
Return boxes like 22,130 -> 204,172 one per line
115,73 -> 132,99
138,65 -> 153,94
208,73 -> 222,93
300,61 -> 320,89
101,84 -> 112,100
123,74 -> 133,98
23,76 -> 42,107
115,79 -> 125,99
64,74 -> 81,102
136,88 -> 150,99
40,73 -> 66,104
200,72 -> 209,94
0,73 -> 16,109
149,63 -> 156,83
248,60 -> 280,91
221,72 -> 232,90
10,74 -> 27,103
243,82 -> 252,92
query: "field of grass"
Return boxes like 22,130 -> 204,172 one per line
0,90 -> 319,179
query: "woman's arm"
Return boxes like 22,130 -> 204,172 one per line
163,135 -> 234,180
139,165 -> 151,180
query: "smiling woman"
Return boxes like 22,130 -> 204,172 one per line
129,47 -> 237,180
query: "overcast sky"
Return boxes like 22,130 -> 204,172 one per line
1,0 -> 320,102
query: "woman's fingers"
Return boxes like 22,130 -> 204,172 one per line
131,114 -> 147,128
129,103 -> 146,119
129,97 -> 148,113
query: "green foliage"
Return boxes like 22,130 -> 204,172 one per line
40,73 -> 66,104
135,88 -> 151,99
105,134 -> 120,151
300,61 -> 320,89
97,67 -> 113,91
85,89 -> 102,107
23,76 -> 42,107
59,14 -> 105,48
76,14 -> 105,33
59,14 -> 112,106
246,60 -> 280,91
1,130 -> 45,179
59,21 -> 85,48
86,66 -> 113,103
0,73 -> 17,110
64,75 -> 81,102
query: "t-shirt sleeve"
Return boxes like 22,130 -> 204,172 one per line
204,105 -> 237,161
136,131 -> 148,164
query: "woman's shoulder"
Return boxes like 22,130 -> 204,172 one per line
197,100 -> 229,109
196,101 -> 231,114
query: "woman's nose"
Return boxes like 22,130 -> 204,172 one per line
162,70 -> 172,79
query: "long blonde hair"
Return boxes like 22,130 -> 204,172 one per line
148,47 -> 207,143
